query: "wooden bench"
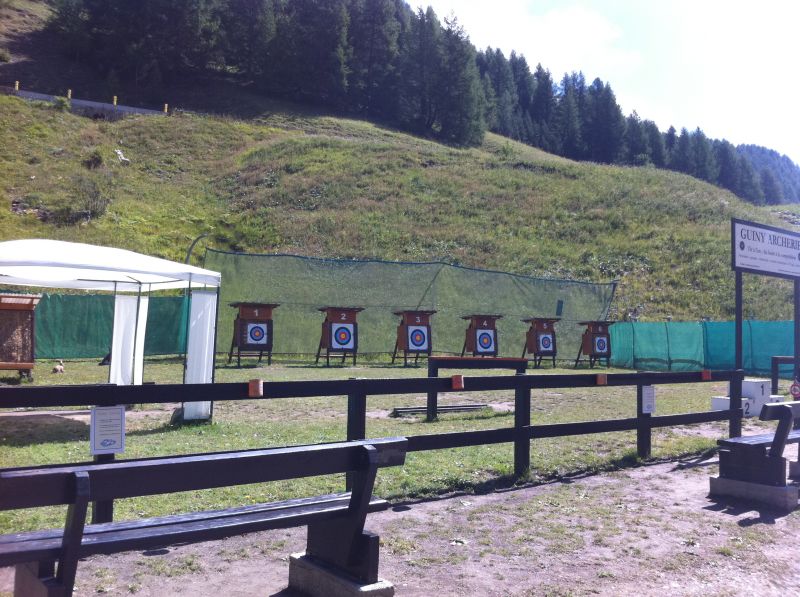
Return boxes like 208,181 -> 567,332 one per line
0,436 -> 407,597
711,401 -> 800,510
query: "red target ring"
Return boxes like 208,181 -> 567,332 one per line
790,383 -> 800,398
410,330 -> 426,347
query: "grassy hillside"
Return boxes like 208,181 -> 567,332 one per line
0,93 -> 796,321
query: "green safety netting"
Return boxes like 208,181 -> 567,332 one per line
204,250 -> 618,358
34,294 -> 187,359
610,320 -> 796,376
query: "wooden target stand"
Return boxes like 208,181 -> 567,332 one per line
0,294 -> 41,380
391,310 -> 436,366
521,317 -> 560,367
227,302 -> 279,367
574,321 -> 614,368
315,306 -> 364,366
461,314 -> 502,357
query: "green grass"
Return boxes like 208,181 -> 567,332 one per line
0,93 -> 796,322
1,357 -> 771,533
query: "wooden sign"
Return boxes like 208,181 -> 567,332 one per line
521,317 -> 560,367
392,310 -> 436,365
227,303 -> 279,367
316,306 -> 364,366
574,320 -> 614,368
461,314 -> 502,357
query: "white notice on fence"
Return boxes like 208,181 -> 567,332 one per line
642,386 -> 656,414
90,405 -> 126,455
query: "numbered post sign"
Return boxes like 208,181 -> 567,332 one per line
642,385 -> 655,414
90,405 -> 126,455
538,333 -> 555,353
331,322 -> 356,350
476,329 -> 496,354
246,322 -> 268,345
407,325 -> 430,352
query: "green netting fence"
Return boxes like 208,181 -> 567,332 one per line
34,294 -> 187,359
610,320 -> 795,376
204,250 -> 618,359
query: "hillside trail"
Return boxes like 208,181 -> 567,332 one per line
3,455 -> 799,596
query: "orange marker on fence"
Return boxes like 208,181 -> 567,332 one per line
248,379 -> 263,398
701,370 -> 712,381
596,374 -> 607,386
451,375 -> 464,390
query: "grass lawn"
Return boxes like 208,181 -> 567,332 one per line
0,356 -> 772,534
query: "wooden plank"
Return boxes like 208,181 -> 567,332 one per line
529,418 -> 639,439
407,427 -> 515,451
0,438 -> 407,510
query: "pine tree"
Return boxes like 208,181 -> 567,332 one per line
585,78 -> 625,163
670,128 -> 692,173
643,120 -> 666,167
760,168 -> 784,204
689,127 -> 717,182
397,7 -> 443,134
735,155 -> 765,204
555,81 -> 584,159
714,140 -> 740,194
223,0 -> 276,78
624,111 -> 650,165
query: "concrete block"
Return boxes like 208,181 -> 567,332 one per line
709,476 -> 799,512
790,460 -> 800,480
729,378 -> 770,400
711,396 -> 758,417
288,552 -> 395,597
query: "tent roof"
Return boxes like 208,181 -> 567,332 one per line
0,239 -> 220,291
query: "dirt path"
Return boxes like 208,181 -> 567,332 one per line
3,456 -> 799,596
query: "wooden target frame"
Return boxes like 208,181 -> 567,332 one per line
315,306 -> 364,366
521,317 -> 560,368
391,310 -> 436,366
0,294 -> 41,380
574,320 -> 614,368
461,314 -> 503,357
227,303 -> 279,367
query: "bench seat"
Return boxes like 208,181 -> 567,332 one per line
718,428 -> 800,449
0,492 -> 388,567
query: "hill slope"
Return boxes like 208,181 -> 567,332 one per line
0,94 -> 796,321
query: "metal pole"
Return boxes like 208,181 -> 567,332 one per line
794,279 -> 800,385
185,233 -> 209,265
731,271 -> 743,437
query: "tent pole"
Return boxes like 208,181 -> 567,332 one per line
182,277 -> 192,384
132,284 -> 142,385
210,286 -> 221,421
108,282 -> 117,384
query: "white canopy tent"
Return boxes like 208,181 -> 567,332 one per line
0,239 -> 222,420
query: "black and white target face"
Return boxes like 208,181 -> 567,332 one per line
332,323 -> 355,349
538,333 -> 554,353
476,329 -> 496,353
247,323 -> 268,345
594,335 -> 609,354
407,325 -> 429,351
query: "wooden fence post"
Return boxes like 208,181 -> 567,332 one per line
346,383 -> 367,490
514,373 -> 531,477
91,453 -> 115,523
636,384 -> 651,459
426,360 -> 439,422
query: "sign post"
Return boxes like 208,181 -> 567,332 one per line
731,218 -> 800,436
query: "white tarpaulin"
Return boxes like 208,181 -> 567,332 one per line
0,239 -> 220,291
183,290 -> 218,420
109,294 -> 149,385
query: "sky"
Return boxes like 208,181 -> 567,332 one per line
423,0 -> 800,165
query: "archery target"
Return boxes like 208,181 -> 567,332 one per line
407,325 -> 429,351
331,323 -> 355,350
594,335 -> 609,354
538,333 -> 554,353
246,323 -> 268,345
476,329 -> 496,354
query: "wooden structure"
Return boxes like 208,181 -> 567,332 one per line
0,437 -> 408,597
711,401 -> 800,511
0,294 -> 41,380
391,309 -> 436,365
574,321 -> 613,368
315,306 -> 364,366
521,317 -> 560,367
227,302 -> 279,367
461,314 -> 502,357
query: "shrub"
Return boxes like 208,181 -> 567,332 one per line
52,96 -> 71,111
83,149 -> 103,169
0,47 -> 10,63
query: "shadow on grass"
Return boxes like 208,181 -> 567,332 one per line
703,499 -> 782,525
0,414 -> 88,446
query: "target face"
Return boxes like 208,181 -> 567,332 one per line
538,333 -> 554,353
331,323 -> 355,350
594,336 -> 609,354
247,323 -> 268,345
476,329 -> 496,354
407,325 -> 429,351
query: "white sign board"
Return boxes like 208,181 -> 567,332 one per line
642,385 -> 656,414
90,405 -> 126,455
732,218 -> 800,279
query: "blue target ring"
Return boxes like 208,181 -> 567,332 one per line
334,326 -> 352,345
540,336 -> 552,349
249,325 -> 266,342
596,337 -> 607,352
410,329 -> 427,348
478,332 -> 494,349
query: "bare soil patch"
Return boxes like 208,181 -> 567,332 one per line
4,456 -> 799,596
